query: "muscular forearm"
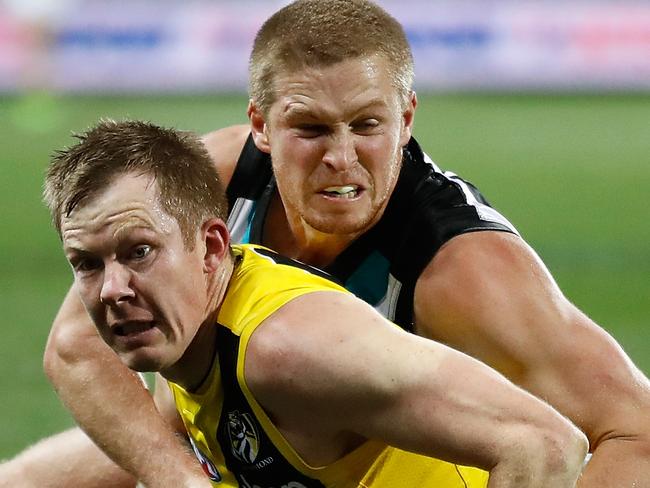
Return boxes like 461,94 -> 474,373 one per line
0,428 -> 136,488
414,233 -> 650,485
44,295 -> 211,488
47,342 -> 209,487
433,351 -> 589,487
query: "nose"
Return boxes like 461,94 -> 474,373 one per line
322,130 -> 356,171
100,262 -> 135,306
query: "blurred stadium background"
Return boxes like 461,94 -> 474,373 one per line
1,0 -> 649,459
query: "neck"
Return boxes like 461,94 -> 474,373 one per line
165,320 -> 217,392
263,192 -> 360,268
204,252 -> 235,322
162,253 -> 235,391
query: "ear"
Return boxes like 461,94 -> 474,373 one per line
247,99 -> 271,154
399,91 -> 417,148
200,218 -> 230,273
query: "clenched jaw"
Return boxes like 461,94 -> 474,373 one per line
321,185 -> 361,199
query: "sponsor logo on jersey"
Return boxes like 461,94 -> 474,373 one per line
227,410 -> 260,463
188,436 -> 222,482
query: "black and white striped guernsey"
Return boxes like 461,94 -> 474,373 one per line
226,135 -> 518,332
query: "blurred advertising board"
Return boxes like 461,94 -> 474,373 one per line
0,0 -> 649,92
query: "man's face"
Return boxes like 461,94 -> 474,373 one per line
256,56 -> 415,235
61,173 -> 208,373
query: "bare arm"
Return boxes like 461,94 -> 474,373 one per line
43,286 -> 212,488
0,428 -> 135,488
152,373 -> 187,434
414,231 -> 650,487
246,291 -> 588,488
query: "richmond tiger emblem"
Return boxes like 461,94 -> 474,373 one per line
227,410 -> 260,463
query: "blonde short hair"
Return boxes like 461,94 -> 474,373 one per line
249,0 -> 414,115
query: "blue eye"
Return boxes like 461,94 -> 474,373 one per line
131,245 -> 151,260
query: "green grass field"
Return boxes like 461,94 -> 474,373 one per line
1,92 -> 648,459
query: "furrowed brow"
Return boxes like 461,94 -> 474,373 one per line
63,246 -> 93,262
113,220 -> 158,242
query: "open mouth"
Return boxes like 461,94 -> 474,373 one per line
321,185 -> 360,199
113,321 -> 155,337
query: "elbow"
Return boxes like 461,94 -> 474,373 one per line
522,417 -> 589,484
494,415 -> 588,485
43,318 -> 74,384
541,421 -> 589,479
43,315 -> 99,386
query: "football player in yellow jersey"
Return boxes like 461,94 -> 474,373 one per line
39,119 -> 586,488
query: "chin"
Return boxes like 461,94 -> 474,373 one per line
120,352 -> 163,373
311,218 -> 372,235
306,208 -> 380,235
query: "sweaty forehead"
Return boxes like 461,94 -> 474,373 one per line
61,174 -> 175,245
274,59 -> 397,117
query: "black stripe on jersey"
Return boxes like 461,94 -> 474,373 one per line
251,246 -> 342,285
216,325 -> 326,488
226,135 -> 273,211
386,138 -> 516,286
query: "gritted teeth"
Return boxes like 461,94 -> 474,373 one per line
322,185 -> 360,198
323,185 -> 358,194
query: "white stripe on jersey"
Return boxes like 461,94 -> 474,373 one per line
374,273 -> 402,323
227,198 -> 256,242
423,152 -> 519,234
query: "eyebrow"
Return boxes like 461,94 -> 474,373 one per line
63,246 -> 93,261
113,221 -> 157,242
65,222 -> 156,253
283,97 -> 389,120
283,95 -> 389,114
282,103 -> 318,118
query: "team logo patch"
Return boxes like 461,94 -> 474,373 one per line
188,436 -> 222,482
227,410 -> 260,463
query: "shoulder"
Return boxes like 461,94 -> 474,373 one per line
417,231 -> 544,293
201,124 -> 250,188
413,230 -> 570,369
246,291 -> 363,373
413,225 -> 650,437
244,291 -> 396,403
415,231 -> 544,318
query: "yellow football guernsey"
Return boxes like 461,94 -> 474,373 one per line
168,244 -> 489,487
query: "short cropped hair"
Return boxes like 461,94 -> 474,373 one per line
44,119 -> 228,249
249,0 -> 414,115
